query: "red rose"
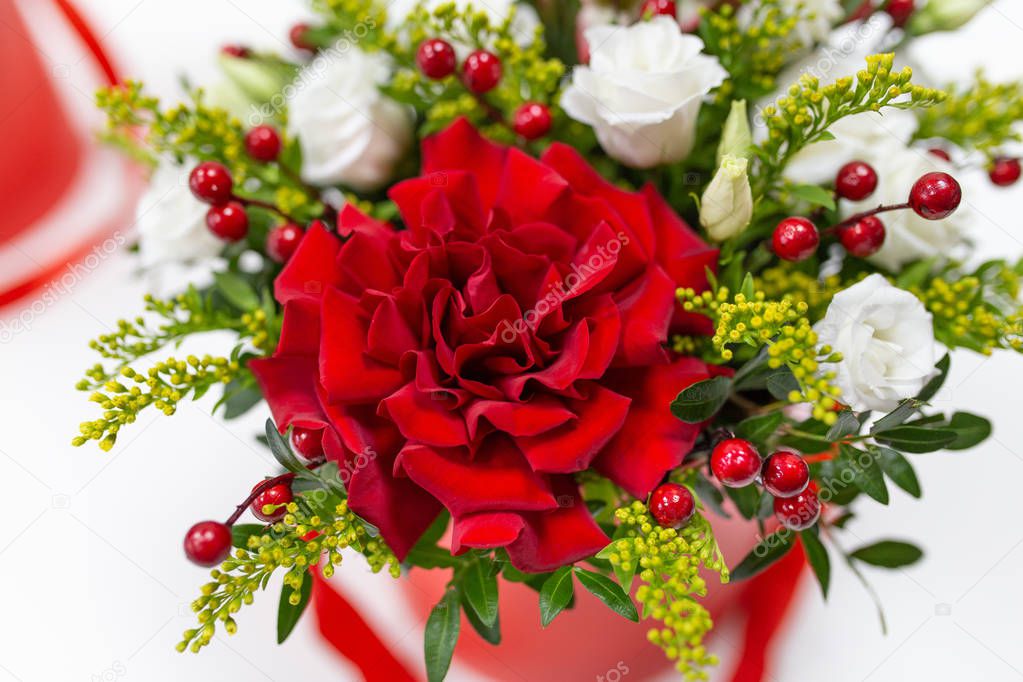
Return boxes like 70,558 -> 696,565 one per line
251,119 -> 718,572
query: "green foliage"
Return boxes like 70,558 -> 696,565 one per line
96,82 -> 323,223
699,0 -> 811,103
914,72 -> 1023,160
601,501 -> 728,679
179,494 -> 400,654
752,54 -> 945,204
72,287 -> 279,450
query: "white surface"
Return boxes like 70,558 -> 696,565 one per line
3,1 -> 1023,681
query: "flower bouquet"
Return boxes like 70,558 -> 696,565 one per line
73,0 -> 1022,679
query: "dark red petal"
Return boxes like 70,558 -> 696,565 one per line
464,394 -> 575,440
594,357 -> 711,498
276,298 -> 321,356
319,287 -> 405,403
516,385 -> 631,473
397,438 -> 558,516
504,478 -> 609,573
421,117 -> 508,211
379,382 -> 469,447
612,265 -> 675,367
494,148 -> 569,224
450,512 -> 525,555
345,452 -> 443,560
275,221 -> 342,304
250,355 -> 326,428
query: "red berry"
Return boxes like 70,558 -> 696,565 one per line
206,201 -> 249,242
289,23 -> 314,51
772,217 -> 820,262
189,161 -> 233,205
762,451 -> 810,499
650,482 -> 696,528
221,45 -> 250,58
267,223 -> 304,263
835,160 -> 878,201
250,481 -> 293,522
245,125 -> 282,162
928,148 -> 951,162
513,102 -> 553,140
710,438 -> 762,488
839,216 -> 886,257
641,0 -> 677,18
416,39 -> 457,79
184,521 -> 232,567
989,158 -> 1021,187
909,171 -> 961,220
773,489 -> 821,531
886,0 -> 914,26
292,426 -> 325,461
462,50 -> 502,94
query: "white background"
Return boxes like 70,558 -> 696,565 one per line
2,1 -> 1023,681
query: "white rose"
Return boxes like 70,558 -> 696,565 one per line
739,0 -> 843,47
287,48 -> 411,191
816,274 -> 937,412
385,0 -> 540,50
136,162 -> 223,267
841,147 -> 968,270
561,17 -> 727,168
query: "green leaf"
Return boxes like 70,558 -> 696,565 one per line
943,412 -> 992,450
815,130 -> 837,142
875,426 -> 957,453
874,447 -> 921,498
670,376 -> 732,423
826,410 -> 862,441
573,568 -> 638,622
766,368 -> 800,401
790,183 -> 836,210
214,271 -> 260,311
461,590 -> 500,645
406,545 -> 460,569
277,571 -> 312,644
800,530 -> 831,598
850,540 -> 924,568
870,400 -> 922,434
731,532 -> 795,581
841,445 -> 889,505
725,483 -> 762,520
425,588 -> 461,682
462,558 -> 499,627
693,473 -> 730,520
916,354 -> 950,402
538,566 -> 574,627
264,420 -> 308,475
231,523 -> 265,549
735,411 -> 784,444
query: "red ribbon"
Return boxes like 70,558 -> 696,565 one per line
312,553 -> 806,682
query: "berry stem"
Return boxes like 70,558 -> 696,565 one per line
826,202 -> 910,234
225,473 -> 295,526
233,194 -> 301,224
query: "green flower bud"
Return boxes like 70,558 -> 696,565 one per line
716,100 -> 752,164
909,0 -> 991,35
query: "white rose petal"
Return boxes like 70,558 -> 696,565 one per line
287,48 -> 412,191
561,17 -> 727,168
841,147 -> 968,270
816,274 -> 937,412
136,162 -> 223,268
700,155 -> 753,241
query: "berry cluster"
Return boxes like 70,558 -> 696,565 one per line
415,38 -> 553,141
710,438 -> 820,531
771,162 -> 962,262
187,128 -> 308,264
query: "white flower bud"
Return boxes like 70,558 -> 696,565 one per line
700,155 -> 753,242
